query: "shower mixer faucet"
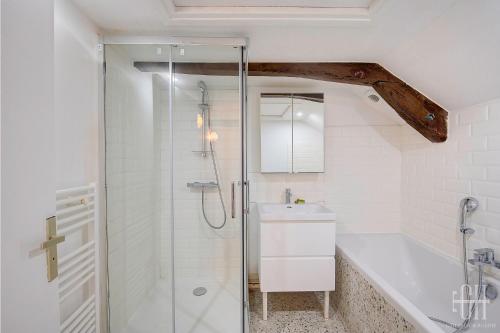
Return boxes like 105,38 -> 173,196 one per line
469,248 -> 500,269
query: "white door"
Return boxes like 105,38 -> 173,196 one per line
1,0 -> 61,332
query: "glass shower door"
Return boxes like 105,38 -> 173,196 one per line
171,45 -> 245,333
105,41 -> 246,333
105,44 -> 175,333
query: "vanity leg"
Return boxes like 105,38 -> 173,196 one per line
324,291 -> 329,319
263,292 -> 268,320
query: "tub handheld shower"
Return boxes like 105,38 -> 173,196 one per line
459,197 -> 478,235
429,197 -> 491,332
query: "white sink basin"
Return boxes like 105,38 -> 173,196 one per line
257,203 -> 336,221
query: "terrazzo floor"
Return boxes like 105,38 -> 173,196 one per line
249,290 -> 349,333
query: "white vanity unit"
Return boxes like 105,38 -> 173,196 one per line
257,203 -> 336,320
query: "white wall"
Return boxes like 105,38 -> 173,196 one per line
247,81 -> 403,276
1,0 -> 59,332
54,0 -> 101,328
401,98 -> 500,278
55,0 -> 99,189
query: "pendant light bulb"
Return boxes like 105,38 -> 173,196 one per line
197,113 -> 203,129
207,130 -> 218,142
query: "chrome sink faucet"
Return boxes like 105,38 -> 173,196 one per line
285,188 -> 292,204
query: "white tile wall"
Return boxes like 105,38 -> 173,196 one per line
105,46 -> 161,332
163,76 -> 243,288
247,84 -> 403,276
401,98 -> 500,278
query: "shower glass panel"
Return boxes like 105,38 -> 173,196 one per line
104,42 -> 246,333
171,45 -> 244,333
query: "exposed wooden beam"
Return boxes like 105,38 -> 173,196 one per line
134,61 -> 447,142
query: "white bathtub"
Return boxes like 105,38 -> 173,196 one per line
336,234 -> 500,333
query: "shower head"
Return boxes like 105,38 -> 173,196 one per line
198,80 -> 208,105
460,197 -> 479,213
198,80 -> 208,93
459,197 -> 479,235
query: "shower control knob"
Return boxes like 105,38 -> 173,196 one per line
485,284 -> 498,301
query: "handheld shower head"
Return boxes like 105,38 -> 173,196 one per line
460,197 -> 479,213
460,197 -> 479,235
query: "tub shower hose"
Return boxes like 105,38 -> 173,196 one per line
428,203 -> 484,332
428,267 -> 484,332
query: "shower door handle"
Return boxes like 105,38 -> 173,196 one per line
245,180 -> 250,215
231,181 -> 237,219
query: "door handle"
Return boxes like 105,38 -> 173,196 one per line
41,216 -> 65,282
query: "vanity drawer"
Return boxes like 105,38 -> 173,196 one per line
260,257 -> 335,292
260,222 -> 335,256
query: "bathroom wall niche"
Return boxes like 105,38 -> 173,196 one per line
260,93 -> 324,173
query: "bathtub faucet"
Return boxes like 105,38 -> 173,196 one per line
469,248 -> 500,269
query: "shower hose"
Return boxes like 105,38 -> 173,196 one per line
201,139 -> 227,230
428,203 -> 484,332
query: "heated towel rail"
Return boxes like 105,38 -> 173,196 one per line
56,183 -> 99,333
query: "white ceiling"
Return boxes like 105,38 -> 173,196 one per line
72,0 -> 500,110
173,0 -> 372,8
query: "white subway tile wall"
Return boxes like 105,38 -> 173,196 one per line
158,76 -> 242,295
247,84 -> 403,275
401,98 -> 500,278
105,46 -> 162,331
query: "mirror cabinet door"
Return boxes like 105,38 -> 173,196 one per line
260,93 -> 324,173
291,94 -> 325,173
260,95 -> 293,173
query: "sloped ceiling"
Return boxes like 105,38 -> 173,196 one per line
72,0 -> 500,110
380,0 -> 500,110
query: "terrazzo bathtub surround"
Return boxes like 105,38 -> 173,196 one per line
249,290 -> 348,333
332,255 -> 417,333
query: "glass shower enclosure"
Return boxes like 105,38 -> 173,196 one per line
104,39 -> 248,333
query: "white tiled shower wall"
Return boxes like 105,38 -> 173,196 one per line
168,79 -> 242,284
401,98 -> 500,277
105,46 -> 161,331
153,74 -> 242,292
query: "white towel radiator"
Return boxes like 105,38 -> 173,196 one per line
56,184 -> 99,333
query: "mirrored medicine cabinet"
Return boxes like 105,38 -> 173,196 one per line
260,93 -> 325,173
